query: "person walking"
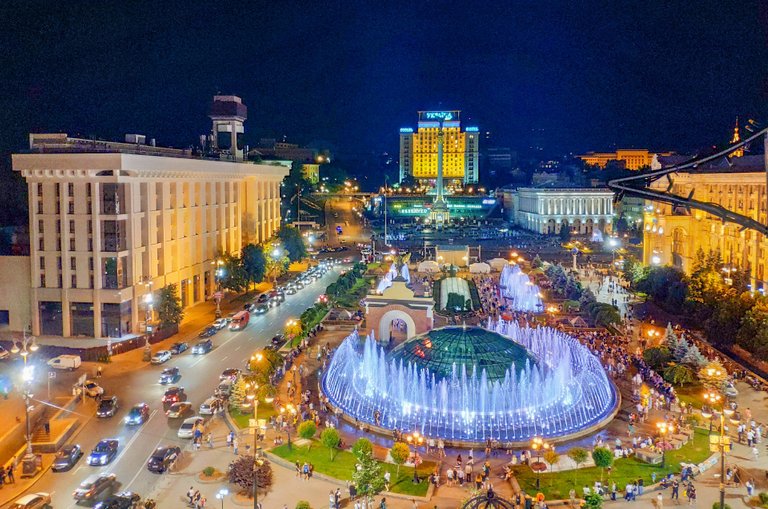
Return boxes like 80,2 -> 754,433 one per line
656,492 -> 663,509
6,464 -> 14,484
671,480 -> 679,503
233,437 -> 239,455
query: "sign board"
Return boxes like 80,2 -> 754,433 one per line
214,291 -> 223,300
78,374 -> 87,385
48,372 -> 56,379
249,418 -> 257,428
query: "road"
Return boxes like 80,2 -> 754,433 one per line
16,264 -> 345,508
323,196 -> 369,248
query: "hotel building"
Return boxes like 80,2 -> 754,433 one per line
399,110 -> 479,186
12,96 -> 289,338
643,154 -> 768,292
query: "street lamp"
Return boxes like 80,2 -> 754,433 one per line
530,436 -> 550,489
215,487 -> 229,509
279,403 -> 298,450
405,430 -> 425,483
655,421 -> 675,468
702,390 -> 733,509
215,258 -> 225,318
12,329 -> 40,472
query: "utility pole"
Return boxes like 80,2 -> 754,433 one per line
383,175 -> 388,248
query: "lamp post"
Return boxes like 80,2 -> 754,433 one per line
405,430 -> 425,484
215,487 -> 229,509
12,329 -> 40,469
280,403 -> 297,450
215,258 -> 225,318
702,390 -> 734,509
531,436 -> 550,489
655,421 -> 675,468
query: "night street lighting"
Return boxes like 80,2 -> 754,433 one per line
405,430 -> 424,483
215,487 -> 229,509
530,436 -> 550,489
13,329 -> 41,474
702,390 -> 734,509
655,421 -> 675,468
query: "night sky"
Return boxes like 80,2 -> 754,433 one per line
1,1 -> 767,167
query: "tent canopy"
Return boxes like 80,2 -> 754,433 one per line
469,262 -> 491,274
418,260 -> 440,273
487,258 -> 509,271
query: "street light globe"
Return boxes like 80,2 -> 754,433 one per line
10,342 -> 20,354
29,340 -> 39,352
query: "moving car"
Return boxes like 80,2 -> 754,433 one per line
271,334 -> 285,347
199,397 -> 218,416
214,380 -> 233,398
159,367 -> 181,384
47,354 -> 81,370
253,303 -> 269,314
256,293 -> 270,304
219,368 -> 240,382
146,445 -> 181,473
87,439 -> 119,466
73,473 -> 116,501
150,350 -> 172,364
93,492 -> 141,509
96,396 -> 119,418
198,326 -> 218,338
10,492 -> 52,509
177,416 -> 204,438
124,403 -> 150,425
212,318 -> 227,330
82,380 -> 104,398
162,386 -> 186,404
229,310 -> 250,331
192,339 -> 213,354
165,401 -> 193,418
169,342 -> 189,355
285,286 -> 297,295
52,444 -> 83,472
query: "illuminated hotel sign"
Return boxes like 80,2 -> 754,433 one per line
419,111 -> 460,122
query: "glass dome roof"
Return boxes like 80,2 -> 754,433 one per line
388,326 -> 539,382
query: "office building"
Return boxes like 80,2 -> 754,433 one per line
12,96 -> 289,339
399,110 -> 479,185
503,187 -> 615,235
578,149 -> 674,170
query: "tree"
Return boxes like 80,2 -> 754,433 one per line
532,255 -> 544,269
567,447 -> 589,484
663,363 -> 694,387
352,450 -> 385,501
664,324 -> 679,352
737,299 -> 768,360
156,284 -> 184,328
681,344 -> 707,368
704,292 -> 754,348
220,254 -> 248,292
583,492 -> 603,509
352,438 -> 373,459
591,447 -> 613,482
642,346 -> 672,371
227,455 -> 273,495
320,428 -> 341,460
278,226 -> 308,262
559,226 -> 572,242
698,360 -> 728,390
446,292 -> 467,311
228,375 -> 248,410
241,243 -> 267,289
389,442 -> 410,476
673,337 -> 690,362
543,449 -> 560,472
297,420 -> 317,443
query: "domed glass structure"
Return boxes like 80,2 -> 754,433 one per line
390,327 -> 539,381
322,321 -> 618,444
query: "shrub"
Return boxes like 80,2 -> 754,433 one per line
228,455 -> 272,494
296,502 -> 311,509
202,466 -> 215,477
758,492 -> 768,504
297,420 -> 317,441
352,438 -> 373,458
320,427 -> 341,460
712,503 -> 732,509
591,447 -> 613,481
389,442 -> 411,475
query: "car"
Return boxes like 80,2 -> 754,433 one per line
268,298 -> 281,308
192,339 -> 212,354
93,491 -> 141,509
177,416 -> 205,438
159,367 -> 181,384
198,326 -> 218,338
285,286 -> 297,295
214,380 -> 233,398
150,350 -> 172,364
0,345 -> 10,361
124,403 -> 150,425
294,280 -> 305,289
169,342 -> 189,355
162,386 -> 186,404
253,303 -> 269,314
271,334 -> 285,346
219,368 -> 240,382
87,439 -> 119,466
212,318 -> 227,330
199,397 -> 218,416
146,445 -> 181,473
256,293 -> 270,304
52,444 -> 83,472
165,401 -> 193,418
10,492 -> 52,509
82,380 -> 104,398
96,396 -> 119,418
73,473 -> 116,501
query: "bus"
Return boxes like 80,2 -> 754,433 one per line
229,310 -> 250,331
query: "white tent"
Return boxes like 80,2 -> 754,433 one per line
417,260 -> 440,273
487,258 -> 509,272
469,262 -> 491,274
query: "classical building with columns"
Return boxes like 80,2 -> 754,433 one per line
12,98 -> 288,339
503,187 -> 615,235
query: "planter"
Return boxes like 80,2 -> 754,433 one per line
198,470 -> 226,483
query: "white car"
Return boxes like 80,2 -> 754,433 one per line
177,416 -> 204,439
82,380 -> 104,398
150,350 -> 172,365
199,397 -> 217,416
9,492 -> 52,509
212,318 -> 227,330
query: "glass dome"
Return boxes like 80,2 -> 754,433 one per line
389,326 -> 539,382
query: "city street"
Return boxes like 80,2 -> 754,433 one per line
323,195 -> 369,248
1,264 -> 345,508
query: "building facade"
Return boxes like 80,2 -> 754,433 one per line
643,155 -> 768,292
578,149 -> 673,170
13,132 -> 288,339
399,111 -> 479,185
504,187 -> 615,235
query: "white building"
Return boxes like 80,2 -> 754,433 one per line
12,97 -> 289,339
503,187 -> 615,235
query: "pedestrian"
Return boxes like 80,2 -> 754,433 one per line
187,487 -> 196,505
97,365 -> 102,378
746,478 -> 754,497
330,490 -> 337,509
233,437 -> 239,455
6,464 -> 14,484
686,484 -> 696,506
656,492 -> 663,509
752,446 -> 759,461
379,498 -> 387,509
671,480 -> 679,502
206,433 -> 213,449
384,470 -> 391,491
335,488 -> 341,508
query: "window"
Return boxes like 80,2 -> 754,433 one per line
71,274 -> 77,288
69,238 -> 75,251
69,220 -> 75,234
87,238 -> 93,251
55,202 -> 60,214
70,257 -> 76,270
88,257 -> 93,271
68,183 -> 74,197
86,183 -> 92,198
38,238 -> 44,251
40,274 -> 46,287
68,202 -> 74,214
37,183 -> 43,197
56,238 -> 61,251
55,183 -> 60,198
57,256 -> 62,270
57,274 -> 62,288
38,219 -> 44,233
89,275 -> 94,289
87,220 -> 92,234
37,201 -> 43,214
39,257 -> 45,270
55,220 -> 61,233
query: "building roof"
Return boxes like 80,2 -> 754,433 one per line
682,154 -> 766,174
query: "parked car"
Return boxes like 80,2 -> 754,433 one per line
271,334 -> 285,346
177,416 -> 205,438
198,326 -> 218,338
162,386 -> 186,404
87,439 -> 119,466
165,402 -> 193,419
150,350 -> 172,364
93,491 -> 141,509
191,339 -> 212,355
82,380 -> 104,398
124,403 -> 150,425
159,367 -> 181,385
146,445 -> 181,473
52,444 -> 83,472
10,492 -> 52,509
214,380 -> 233,398
169,342 -> 189,355
96,396 -> 119,418
219,368 -> 240,382
199,397 -> 217,416
212,318 -> 227,330
73,473 -> 116,501
47,354 -> 81,370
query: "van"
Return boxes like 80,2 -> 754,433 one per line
199,397 -> 217,416
47,355 -> 81,371
214,380 -> 232,398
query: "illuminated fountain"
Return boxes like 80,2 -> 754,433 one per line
322,322 -> 618,444
499,264 -> 544,312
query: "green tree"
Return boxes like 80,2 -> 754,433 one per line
698,360 -> 729,390
389,442 -> 410,476
532,255 -> 544,269
352,438 -> 374,459
278,226 -> 308,262
642,346 -> 672,371
591,447 -> 613,482
446,292 -> 467,311
737,299 -> 768,360
663,363 -> 694,387
297,420 -> 317,443
584,492 -> 603,509
352,450 -> 385,501
220,254 -> 248,292
559,226 -> 572,242
241,243 -> 267,289
228,375 -> 247,410
320,427 -> 341,460
543,449 -> 560,473
567,447 -> 589,484
156,284 -> 184,328
704,292 -> 754,348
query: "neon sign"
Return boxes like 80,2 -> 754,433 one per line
422,111 -> 457,121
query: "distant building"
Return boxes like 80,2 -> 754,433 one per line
399,111 -> 479,185
503,187 -> 615,235
254,139 -> 318,164
578,149 -> 674,170
301,163 -> 320,184
11,96 -> 289,339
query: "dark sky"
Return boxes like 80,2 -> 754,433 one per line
1,0 -> 767,166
